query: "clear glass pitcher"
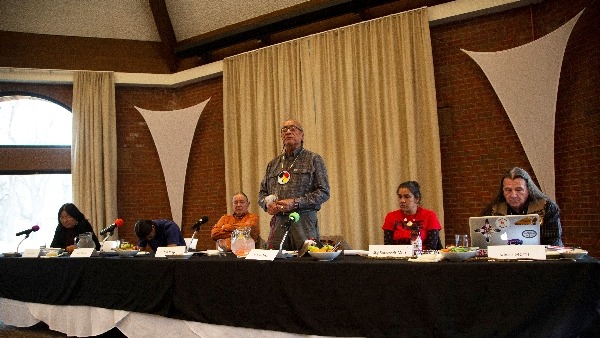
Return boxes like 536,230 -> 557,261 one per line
230,226 -> 255,257
75,232 -> 96,249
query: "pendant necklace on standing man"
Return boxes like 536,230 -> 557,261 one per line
278,149 -> 303,184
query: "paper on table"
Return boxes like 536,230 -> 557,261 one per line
22,249 -> 40,258
155,246 -> 186,258
245,249 -> 279,261
408,254 -> 442,262
184,238 -> 198,249
71,248 -> 95,257
343,250 -> 369,256
368,245 -> 413,258
101,241 -> 118,252
487,245 -> 546,260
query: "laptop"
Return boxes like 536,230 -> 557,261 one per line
468,214 -> 541,249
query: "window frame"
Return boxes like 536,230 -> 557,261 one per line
0,93 -> 72,174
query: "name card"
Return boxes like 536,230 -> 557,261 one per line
23,249 -> 40,258
369,245 -> 413,258
487,245 -> 546,260
71,248 -> 95,257
101,241 -> 118,252
184,238 -> 198,250
155,246 -> 186,258
245,249 -> 278,261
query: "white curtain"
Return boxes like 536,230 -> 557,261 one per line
72,71 -> 118,237
223,8 -> 443,248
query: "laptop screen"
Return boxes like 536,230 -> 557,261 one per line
468,214 -> 541,249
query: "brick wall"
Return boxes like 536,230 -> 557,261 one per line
2,0 -> 598,256
115,79 -> 226,250
432,0 -> 599,255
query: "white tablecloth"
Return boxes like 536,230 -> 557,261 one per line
0,297 -> 332,338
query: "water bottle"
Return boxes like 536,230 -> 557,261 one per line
411,231 -> 422,256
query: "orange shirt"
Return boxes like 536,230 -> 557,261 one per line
210,213 -> 259,249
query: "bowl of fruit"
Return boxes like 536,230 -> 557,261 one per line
440,247 -> 477,262
115,242 -> 138,257
307,245 -> 341,261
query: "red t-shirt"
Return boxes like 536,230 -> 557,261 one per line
382,207 -> 442,249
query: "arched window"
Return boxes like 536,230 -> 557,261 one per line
0,95 -> 72,253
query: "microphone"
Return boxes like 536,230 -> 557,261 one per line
100,218 -> 124,236
191,216 -> 209,231
275,212 -> 300,259
16,225 -> 40,237
282,212 -> 300,229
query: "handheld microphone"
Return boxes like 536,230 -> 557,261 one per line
100,218 -> 124,236
191,216 -> 209,231
282,212 -> 300,229
16,225 -> 40,237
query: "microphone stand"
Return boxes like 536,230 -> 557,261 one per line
15,233 -> 31,256
187,230 -> 198,253
275,222 -> 293,259
101,231 -> 115,252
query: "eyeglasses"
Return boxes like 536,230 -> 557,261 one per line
280,125 -> 303,133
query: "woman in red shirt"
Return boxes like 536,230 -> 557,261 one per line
382,181 -> 442,250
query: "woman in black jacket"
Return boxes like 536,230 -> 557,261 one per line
50,203 -> 100,252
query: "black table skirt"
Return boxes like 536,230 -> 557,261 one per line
1,254 -> 599,337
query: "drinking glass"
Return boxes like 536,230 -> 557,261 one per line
216,239 -> 228,256
455,234 -> 469,247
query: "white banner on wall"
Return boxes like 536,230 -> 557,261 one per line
135,99 -> 210,227
462,10 -> 584,200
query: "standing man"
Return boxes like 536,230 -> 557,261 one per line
259,119 -> 330,250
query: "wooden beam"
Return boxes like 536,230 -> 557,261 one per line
0,146 -> 70,173
149,0 -> 179,72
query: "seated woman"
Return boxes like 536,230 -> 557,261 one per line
50,203 -> 100,253
382,181 -> 442,250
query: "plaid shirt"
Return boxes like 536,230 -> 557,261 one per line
258,146 -> 330,211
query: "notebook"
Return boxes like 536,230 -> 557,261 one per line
469,214 -> 541,249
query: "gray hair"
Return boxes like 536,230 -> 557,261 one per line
233,192 -> 249,202
494,167 -> 547,203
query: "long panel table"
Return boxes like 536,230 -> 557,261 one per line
1,253 -> 599,337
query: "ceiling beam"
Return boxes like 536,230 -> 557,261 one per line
174,0 -> 425,58
1,0 -> 544,87
149,0 -> 178,72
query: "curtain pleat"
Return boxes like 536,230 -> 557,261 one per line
72,71 -> 118,239
224,8 -> 444,248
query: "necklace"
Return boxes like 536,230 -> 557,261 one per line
278,149 -> 303,184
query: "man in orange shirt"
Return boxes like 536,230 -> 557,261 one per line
211,192 -> 259,250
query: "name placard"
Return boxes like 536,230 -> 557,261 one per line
245,249 -> 278,261
487,245 -> 546,260
71,248 -> 95,257
22,249 -> 40,258
155,246 -> 186,258
369,245 -> 413,258
101,241 -> 118,252
184,238 -> 198,250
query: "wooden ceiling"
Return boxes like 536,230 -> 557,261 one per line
0,0 -> 454,74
